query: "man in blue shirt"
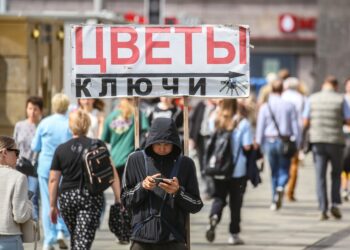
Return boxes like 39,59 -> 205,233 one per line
256,79 -> 299,211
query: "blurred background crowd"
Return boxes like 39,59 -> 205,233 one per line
2,0 -> 350,249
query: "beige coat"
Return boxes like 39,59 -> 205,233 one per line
0,166 -> 32,235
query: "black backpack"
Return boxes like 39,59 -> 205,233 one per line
82,140 -> 115,195
203,130 -> 234,178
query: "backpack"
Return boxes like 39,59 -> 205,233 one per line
203,130 -> 234,178
82,140 -> 115,195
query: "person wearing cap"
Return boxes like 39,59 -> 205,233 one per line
121,117 -> 203,250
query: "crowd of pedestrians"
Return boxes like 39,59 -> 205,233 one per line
2,70 -> 350,249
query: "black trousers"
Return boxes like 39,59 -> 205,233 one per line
117,165 -> 125,188
209,177 -> 247,234
130,241 -> 187,250
196,135 -> 206,172
59,188 -> 104,250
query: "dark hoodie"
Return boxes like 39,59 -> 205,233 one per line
121,118 -> 203,244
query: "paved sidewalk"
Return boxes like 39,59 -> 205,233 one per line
25,154 -> 350,250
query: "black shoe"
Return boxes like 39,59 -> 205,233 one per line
330,206 -> 342,219
57,239 -> 68,249
320,212 -> 329,221
205,215 -> 218,242
275,188 -> 284,210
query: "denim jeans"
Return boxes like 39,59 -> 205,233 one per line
0,235 -> 23,250
264,139 -> 291,200
312,143 -> 344,212
27,176 -> 39,221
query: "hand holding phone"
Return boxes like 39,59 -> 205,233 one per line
142,173 -> 161,190
157,177 -> 180,195
154,177 -> 173,185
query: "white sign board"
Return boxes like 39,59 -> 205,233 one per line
71,25 -> 250,98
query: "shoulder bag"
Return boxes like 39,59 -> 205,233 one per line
267,103 -> 297,158
21,219 -> 40,248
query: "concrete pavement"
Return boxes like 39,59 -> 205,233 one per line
25,154 -> 350,250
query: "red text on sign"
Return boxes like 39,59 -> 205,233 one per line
75,26 -> 247,72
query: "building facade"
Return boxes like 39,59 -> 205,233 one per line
7,0 -> 318,92
0,0 -> 321,134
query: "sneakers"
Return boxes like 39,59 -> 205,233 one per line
320,212 -> 329,221
270,203 -> 277,211
342,190 -> 349,201
57,231 -> 68,249
330,206 -> 342,219
43,246 -> 55,250
228,234 -> 244,245
271,187 -> 284,211
205,214 -> 218,242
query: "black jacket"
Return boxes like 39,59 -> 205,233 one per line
121,118 -> 203,244
189,101 -> 205,143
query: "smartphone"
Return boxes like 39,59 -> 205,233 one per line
154,178 -> 172,185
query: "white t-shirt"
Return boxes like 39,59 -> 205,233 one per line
87,109 -> 101,139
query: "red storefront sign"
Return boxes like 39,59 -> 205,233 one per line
279,14 -> 316,33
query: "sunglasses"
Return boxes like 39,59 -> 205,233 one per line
7,148 -> 20,157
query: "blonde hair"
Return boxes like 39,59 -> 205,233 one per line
0,136 -> 15,151
69,110 -> 91,136
119,98 -> 134,120
52,93 -> 70,114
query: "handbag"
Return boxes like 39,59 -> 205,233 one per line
108,203 -> 132,243
267,103 -> 297,158
302,126 -> 312,154
21,219 -> 40,243
16,157 -> 37,177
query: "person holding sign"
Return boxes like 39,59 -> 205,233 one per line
149,97 -> 183,130
122,117 -> 203,250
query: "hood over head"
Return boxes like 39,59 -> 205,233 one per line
144,117 -> 182,159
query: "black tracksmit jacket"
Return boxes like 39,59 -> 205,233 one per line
121,117 -> 203,244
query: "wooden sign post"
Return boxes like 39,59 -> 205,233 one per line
183,96 -> 191,249
133,97 -> 140,149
